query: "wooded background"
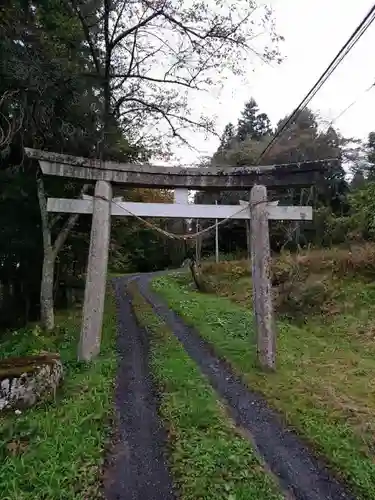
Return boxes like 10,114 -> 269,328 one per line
1,1 -> 374,330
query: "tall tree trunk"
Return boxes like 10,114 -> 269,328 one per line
37,174 -> 89,331
37,175 -> 55,330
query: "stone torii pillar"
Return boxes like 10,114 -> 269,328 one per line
78,181 -> 112,361
250,185 -> 276,371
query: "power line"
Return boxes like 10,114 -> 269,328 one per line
303,79 -> 375,158
328,81 -> 375,125
256,3 -> 375,163
301,80 -> 375,152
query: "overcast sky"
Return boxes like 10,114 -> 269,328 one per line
168,0 -> 375,165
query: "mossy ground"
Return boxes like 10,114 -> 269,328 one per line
0,291 -> 117,500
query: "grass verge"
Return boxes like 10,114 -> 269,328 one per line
128,281 -> 284,500
0,291 -> 117,500
152,273 -> 375,500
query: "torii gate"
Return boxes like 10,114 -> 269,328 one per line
26,148 -> 326,370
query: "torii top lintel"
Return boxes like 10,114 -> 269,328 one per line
25,148 -> 333,190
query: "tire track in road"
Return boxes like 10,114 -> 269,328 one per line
104,276 -> 175,500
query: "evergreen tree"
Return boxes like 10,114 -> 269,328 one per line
218,123 -> 236,151
367,132 -> 375,180
236,98 -> 271,142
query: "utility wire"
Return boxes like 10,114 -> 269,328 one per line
301,79 -> 375,152
328,81 -> 375,125
288,81 -> 375,216
256,3 -> 375,164
301,79 -> 375,160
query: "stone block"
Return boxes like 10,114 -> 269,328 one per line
0,353 -> 63,411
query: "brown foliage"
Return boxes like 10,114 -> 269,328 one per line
131,188 -> 173,203
273,243 -> 375,283
199,244 -> 375,319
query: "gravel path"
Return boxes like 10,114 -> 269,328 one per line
103,277 -> 175,500
135,273 -> 355,500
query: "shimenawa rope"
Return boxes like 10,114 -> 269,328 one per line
93,195 -> 267,241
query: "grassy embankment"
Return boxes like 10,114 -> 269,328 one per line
152,244 -> 375,500
128,281 -> 284,500
0,291 -> 117,500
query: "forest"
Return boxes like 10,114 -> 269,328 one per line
1,0 -> 374,331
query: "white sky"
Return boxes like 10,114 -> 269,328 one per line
169,0 -> 375,165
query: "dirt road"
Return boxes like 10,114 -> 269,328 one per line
105,275 -> 355,500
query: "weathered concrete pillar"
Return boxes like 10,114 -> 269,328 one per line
78,180 -> 112,362
250,184 -> 276,371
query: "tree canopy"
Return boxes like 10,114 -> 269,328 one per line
0,0 -> 283,329
197,100 -> 354,255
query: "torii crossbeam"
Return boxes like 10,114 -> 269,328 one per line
25,147 -> 329,189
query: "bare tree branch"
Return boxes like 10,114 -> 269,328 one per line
109,29 -> 139,90
52,183 -> 90,256
111,73 -> 201,89
50,214 -> 64,229
119,95 -> 217,147
68,0 -> 282,148
70,0 -> 101,74
110,0 -> 128,44
111,11 -> 163,48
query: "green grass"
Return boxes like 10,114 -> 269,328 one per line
0,292 -> 117,500
152,274 -> 375,500
128,282 -> 284,500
